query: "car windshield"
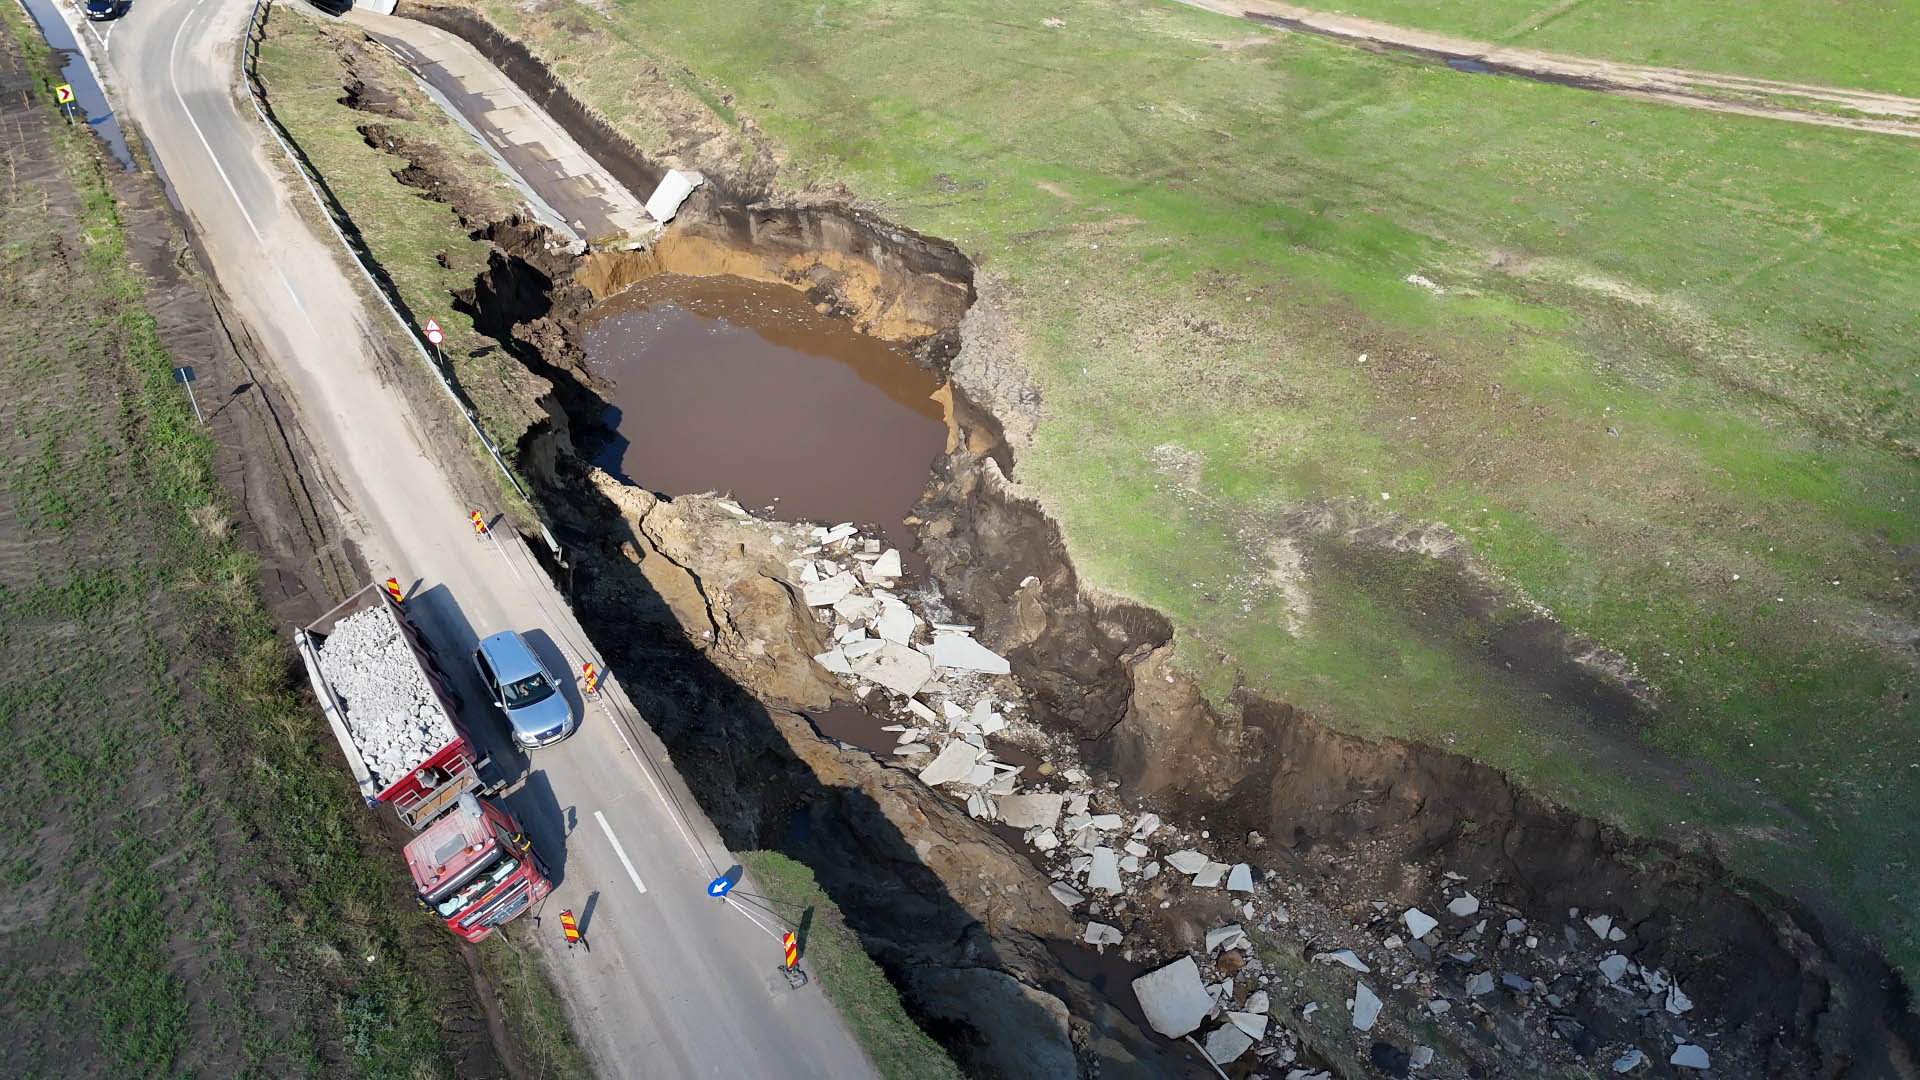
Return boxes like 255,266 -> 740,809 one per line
431,851 -> 518,917
503,671 -> 554,707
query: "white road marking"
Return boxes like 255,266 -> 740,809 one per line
164,0 -> 313,327
594,809 -> 647,895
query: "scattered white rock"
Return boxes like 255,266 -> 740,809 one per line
1465,972 -> 1494,996
1447,893 -> 1480,917
1132,956 -> 1213,1038
1586,914 -> 1614,940
1123,840 -> 1150,858
1245,990 -> 1269,1015
868,548 -> 902,579
812,648 -> 853,675
1404,908 -> 1439,939
1410,1045 -> 1434,1070
1132,813 -> 1162,839
1427,998 -> 1450,1015
1611,1048 -> 1646,1072
1226,863 -> 1254,892
1350,981 -> 1382,1031
876,598 -> 919,644
1505,918 -> 1527,935
1665,984 -> 1694,1015
1084,922 -> 1123,950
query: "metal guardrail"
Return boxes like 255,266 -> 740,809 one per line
239,0 -> 559,556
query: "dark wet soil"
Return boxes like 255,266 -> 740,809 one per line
582,273 -> 946,554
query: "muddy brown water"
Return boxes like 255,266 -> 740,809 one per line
582,273 -> 947,555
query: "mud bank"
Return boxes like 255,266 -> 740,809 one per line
339,8 -> 1917,1077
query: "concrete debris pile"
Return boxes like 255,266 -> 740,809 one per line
315,607 -> 455,788
789,520 -> 1726,1075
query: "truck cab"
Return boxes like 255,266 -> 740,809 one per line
404,793 -> 551,941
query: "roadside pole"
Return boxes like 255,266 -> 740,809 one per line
55,83 -> 74,124
173,365 -> 203,422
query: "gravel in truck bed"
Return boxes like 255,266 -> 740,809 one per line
315,606 -> 459,789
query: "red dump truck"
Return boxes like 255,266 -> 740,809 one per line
296,581 -> 551,940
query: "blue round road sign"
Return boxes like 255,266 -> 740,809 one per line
706,876 -> 734,898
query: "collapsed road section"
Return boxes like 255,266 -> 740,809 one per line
264,5 -> 1920,1077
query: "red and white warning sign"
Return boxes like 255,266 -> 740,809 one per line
423,317 -> 444,345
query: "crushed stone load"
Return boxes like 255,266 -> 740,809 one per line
315,607 -> 456,789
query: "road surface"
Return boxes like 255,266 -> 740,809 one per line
67,0 -> 879,1074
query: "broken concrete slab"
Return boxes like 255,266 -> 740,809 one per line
1132,812 -> 1162,838
876,598 -> 919,644
801,571 -> 859,607
1586,913 -> 1613,940
1123,841 -> 1150,858
1226,863 -> 1254,892
1087,847 -> 1123,893
868,548 -> 902,579
924,632 -> 1011,675
812,648 -> 853,675
1670,1045 -> 1710,1070
1192,862 -> 1231,888
1049,881 -> 1086,907
849,641 -> 933,696
1314,949 -> 1370,973
1084,922 -> 1123,950
1351,981 -> 1382,1031
965,763 -> 998,786
832,593 -> 882,623
965,793 -> 989,819
1202,1023 -> 1255,1064
1166,850 -> 1210,875
1029,828 -> 1060,852
917,740 -> 978,787
1611,1048 -> 1646,1072
841,637 -> 886,660
1403,908 -> 1439,939
1088,813 -> 1124,831
1227,1010 -> 1268,1040
1465,972 -> 1495,996
905,698 -> 937,723
1205,924 -> 1250,953
1132,956 -> 1213,1038
997,792 -> 1064,830
1244,990 -> 1269,1014
644,168 -> 705,222
1447,893 -> 1480,917
1598,953 -> 1630,984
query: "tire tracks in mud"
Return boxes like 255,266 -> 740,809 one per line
1174,0 -> 1920,138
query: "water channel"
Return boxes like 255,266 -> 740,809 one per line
582,272 -> 948,556
18,0 -> 134,171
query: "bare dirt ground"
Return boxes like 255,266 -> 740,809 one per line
1174,0 -> 1920,137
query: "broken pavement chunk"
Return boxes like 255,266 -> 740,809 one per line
1597,953 -> 1630,984
1350,981 -> 1382,1031
643,167 -> 705,223
1447,893 -> 1480,917
1166,849 -> 1210,875
1403,908 -> 1438,939
801,571 -> 859,607
996,792 -> 1064,830
1202,1023 -> 1255,1065
1227,1010 -> 1267,1040
1226,863 -> 1254,892
1205,924 -> 1250,953
869,548 -> 903,579
1084,922 -> 1123,950
1670,1045 -> 1710,1070
812,648 -> 853,675
917,740 -> 978,787
1049,881 -> 1086,907
924,632 -> 1011,674
1132,956 -> 1212,1038
1087,847 -> 1123,893
848,640 -> 933,695
1192,862 -> 1231,888
1313,949 -> 1370,973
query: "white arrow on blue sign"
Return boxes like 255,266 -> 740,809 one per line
706,876 -> 734,898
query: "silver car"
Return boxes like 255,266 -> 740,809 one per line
472,631 -> 576,748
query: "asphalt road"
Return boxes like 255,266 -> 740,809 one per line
67,0 -> 879,1074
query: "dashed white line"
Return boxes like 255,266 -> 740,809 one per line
593,809 -> 647,895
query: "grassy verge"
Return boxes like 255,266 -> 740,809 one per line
253,6 -> 550,451
480,930 -> 596,1078
739,852 -> 963,1080
0,8 -> 515,1075
440,0 -> 1917,978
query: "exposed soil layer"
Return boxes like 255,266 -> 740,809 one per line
337,8 -> 1918,1077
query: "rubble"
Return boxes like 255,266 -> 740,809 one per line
848,641 -> 933,695
1447,893 -> 1481,917
1088,847 -> 1123,893
1351,981 -> 1382,1031
1313,949 -> 1370,973
1084,922 -> 1123,950
1404,908 -> 1438,939
313,607 -> 457,789
1226,863 -> 1254,892
924,631 -> 1012,674
1166,849 -> 1210,875
918,740 -> 978,786
996,792 -> 1064,829
1670,1044 -> 1710,1070
1203,1023 -> 1256,1064
1133,956 -> 1212,1038
1612,1048 -> 1646,1072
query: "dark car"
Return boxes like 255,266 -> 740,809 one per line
472,630 -> 576,749
84,0 -> 118,20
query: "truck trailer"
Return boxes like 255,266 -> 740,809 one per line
295,581 -> 551,940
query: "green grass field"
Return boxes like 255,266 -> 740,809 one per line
1249,0 -> 1920,94
443,0 -> 1920,977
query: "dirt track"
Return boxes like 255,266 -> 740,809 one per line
1175,0 -> 1920,138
